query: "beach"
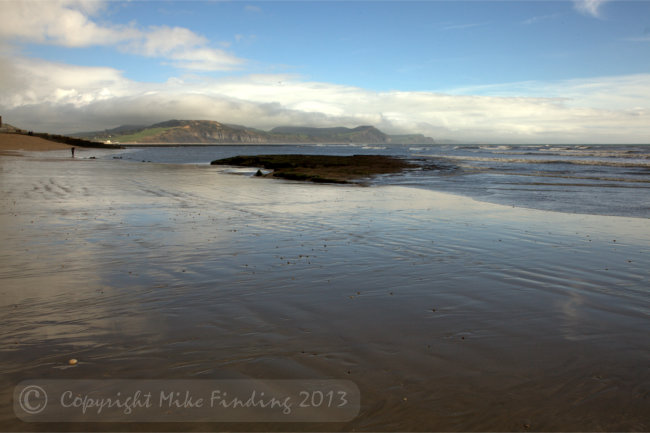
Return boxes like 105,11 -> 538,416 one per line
0,134 -> 75,155
0,147 -> 648,431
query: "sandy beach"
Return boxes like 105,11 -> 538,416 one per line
1,151 -> 648,431
0,134 -> 75,155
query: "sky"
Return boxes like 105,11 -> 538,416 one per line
1,0 -> 649,143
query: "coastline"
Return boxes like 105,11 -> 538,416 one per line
0,131 -> 123,156
0,152 -> 648,431
0,133 -> 75,155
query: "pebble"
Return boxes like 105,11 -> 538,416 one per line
68,358 -> 78,366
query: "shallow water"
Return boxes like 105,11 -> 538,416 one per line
1,153 -> 649,431
111,143 -> 650,218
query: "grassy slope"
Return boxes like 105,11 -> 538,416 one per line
114,127 -> 175,143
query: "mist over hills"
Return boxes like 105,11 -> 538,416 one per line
74,120 -> 435,145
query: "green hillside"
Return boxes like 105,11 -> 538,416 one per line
112,127 -> 176,143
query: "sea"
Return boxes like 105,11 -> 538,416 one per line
104,143 -> 650,218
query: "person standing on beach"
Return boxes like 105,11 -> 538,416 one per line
71,147 -> 75,158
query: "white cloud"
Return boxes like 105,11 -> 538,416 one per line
0,0 -> 135,47
2,54 -> 649,144
123,26 -> 244,71
167,48 -> 245,71
0,0 -> 245,71
131,26 -> 207,57
448,74 -> 650,112
573,0 -> 610,18
521,13 -> 562,26
0,57 -> 135,108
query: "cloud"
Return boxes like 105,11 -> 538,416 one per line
0,57 -> 135,108
573,0 -> 610,18
244,5 -> 262,13
130,26 -> 208,57
521,13 -> 562,25
2,54 -> 649,144
124,26 -> 244,71
166,48 -> 245,71
0,0 -> 245,71
0,0 -> 135,47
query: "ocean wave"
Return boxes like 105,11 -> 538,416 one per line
487,150 -> 650,159
536,149 -> 650,159
315,143 -> 350,147
485,171 -> 650,184
480,145 -> 512,151
420,154 -> 650,168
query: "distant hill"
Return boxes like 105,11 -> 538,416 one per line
74,120 -> 435,145
270,125 -> 390,143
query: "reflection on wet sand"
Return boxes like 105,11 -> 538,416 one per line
0,154 -> 648,431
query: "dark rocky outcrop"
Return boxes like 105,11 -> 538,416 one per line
211,154 -> 416,183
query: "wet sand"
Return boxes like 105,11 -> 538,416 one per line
0,152 -> 648,431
